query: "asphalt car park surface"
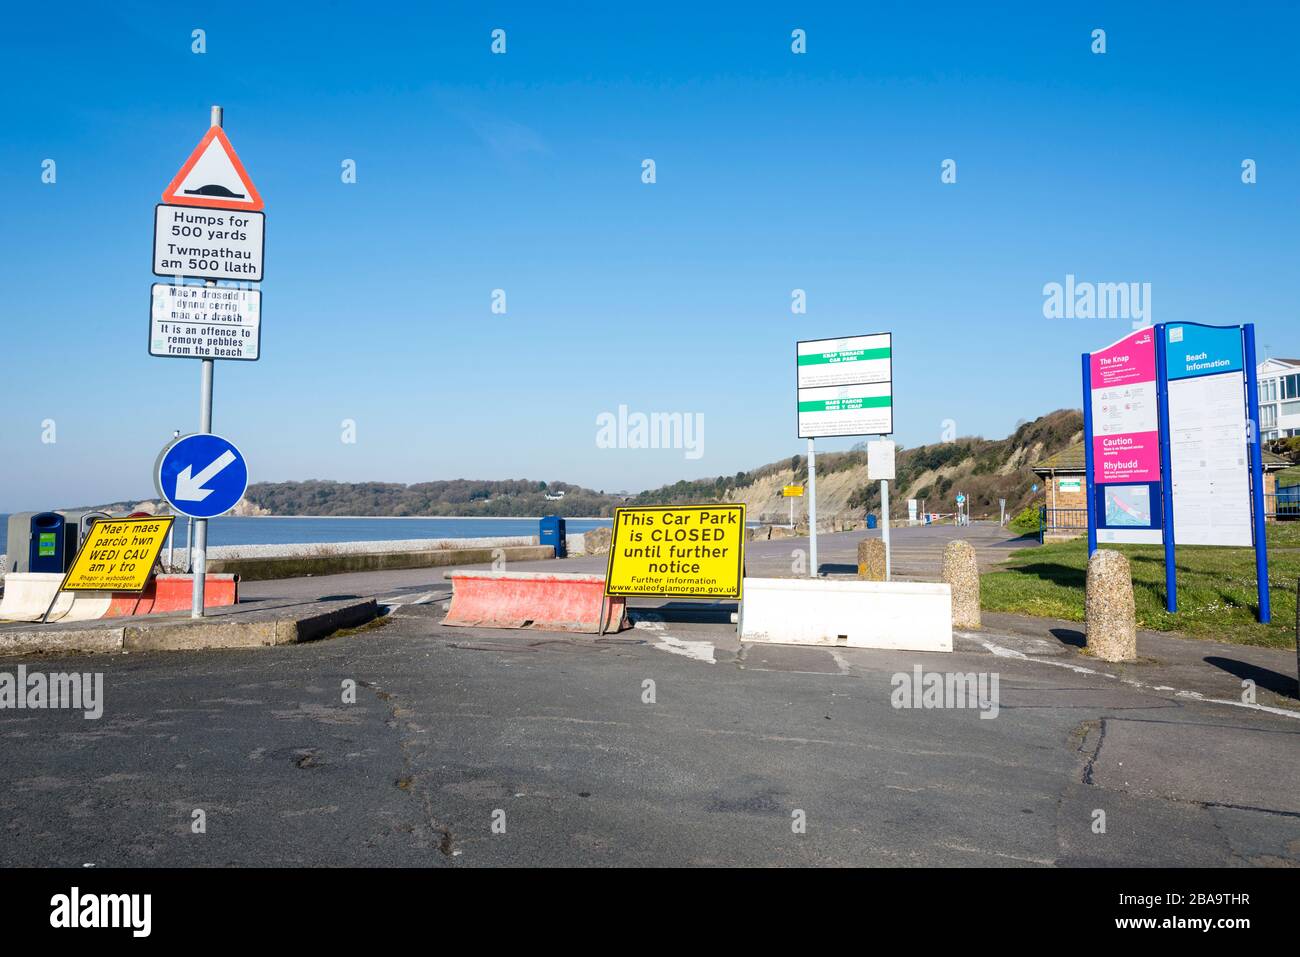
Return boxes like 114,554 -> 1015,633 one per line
2,594 -> 1297,867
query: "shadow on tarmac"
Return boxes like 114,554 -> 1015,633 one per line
1205,655 -> 1300,699
631,601 -> 738,625
1050,627 -> 1086,649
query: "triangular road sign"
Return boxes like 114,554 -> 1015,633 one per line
162,127 -> 263,211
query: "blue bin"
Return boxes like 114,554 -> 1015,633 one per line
540,515 -> 567,558
29,512 -> 77,573
866,514 -> 877,530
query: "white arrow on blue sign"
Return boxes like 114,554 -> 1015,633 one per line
155,433 -> 249,519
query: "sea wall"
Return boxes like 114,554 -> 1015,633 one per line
208,545 -> 556,581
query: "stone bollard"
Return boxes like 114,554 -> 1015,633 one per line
857,539 -> 887,581
1085,549 -> 1137,662
584,526 -> 612,556
942,540 -> 981,629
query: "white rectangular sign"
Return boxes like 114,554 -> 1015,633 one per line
1167,371 -> 1252,546
153,204 -> 264,282
798,382 -> 893,437
867,438 -> 896,480
150,284 -> 261,360
797,333 -> 893,437
797,333 -> 892,389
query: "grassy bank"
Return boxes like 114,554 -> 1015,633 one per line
981,524 -> 1300,648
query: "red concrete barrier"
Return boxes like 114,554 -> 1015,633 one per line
104,574 -> 238,618
443,571 -> 626,634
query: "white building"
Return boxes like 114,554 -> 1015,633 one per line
1256,357 -> 1300,441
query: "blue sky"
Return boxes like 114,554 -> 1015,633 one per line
1,1 -> 1297,511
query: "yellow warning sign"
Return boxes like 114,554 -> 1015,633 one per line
604,505 -> 745,600
60,516 -> 174,593
782,485 -> 804,497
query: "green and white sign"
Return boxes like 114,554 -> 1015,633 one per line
1059,478 -> 1082,492
797,333 -> 893,437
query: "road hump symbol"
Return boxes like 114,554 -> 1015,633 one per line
161,127 -> 264,211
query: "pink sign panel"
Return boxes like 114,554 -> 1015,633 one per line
1092,431 -> 1160,483
1089,328 -> 1160,484
1089,328 -> 1156,387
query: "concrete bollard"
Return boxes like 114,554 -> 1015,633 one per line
1085,549 -> 1137,662
942,540 -> 981,629
857,539 -> 887,581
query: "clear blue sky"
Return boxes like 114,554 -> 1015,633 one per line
1,2 -> 1297,511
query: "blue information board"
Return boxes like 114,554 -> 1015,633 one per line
1082,323 -> 1269,622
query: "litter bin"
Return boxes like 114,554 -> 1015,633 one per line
28,512 -> 78,573
77,511 -> 112,547
540,515 -> 567,558
5,512 -> 37,572
866,513 -> 877,530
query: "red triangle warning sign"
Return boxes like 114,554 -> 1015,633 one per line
162,127 -> 264,211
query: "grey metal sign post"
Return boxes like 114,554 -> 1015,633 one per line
191,105 -> 222,618
149,105 -> 263,617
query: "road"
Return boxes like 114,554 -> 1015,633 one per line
2,581 -> 1297,866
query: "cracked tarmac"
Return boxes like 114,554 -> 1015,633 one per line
1,599 -> 1297,866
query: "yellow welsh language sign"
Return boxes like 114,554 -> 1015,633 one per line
61,516 -> 174,593
782,485 -> 804,497
604,504 -> 745,600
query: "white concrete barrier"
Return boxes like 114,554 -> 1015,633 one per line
739,577 -> 952,652
0,573 -> 112,623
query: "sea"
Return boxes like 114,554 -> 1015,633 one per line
0,515 -> 613,557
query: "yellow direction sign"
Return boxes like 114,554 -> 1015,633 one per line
782,485 -> 805,497
61,516 -> 174,593
604,505 -> 745,600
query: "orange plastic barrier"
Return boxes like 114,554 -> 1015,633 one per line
103,574 -> 238,617
443,571 -> 626,634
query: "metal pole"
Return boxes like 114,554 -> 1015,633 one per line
192,104 -> 222,619
167,428 -> 179,571
880,478 -> 891,581
1154,328 -> 1177,612
1082,353 -> 1098,556
807,438 -> 817,577
1243,323 -> 1270,623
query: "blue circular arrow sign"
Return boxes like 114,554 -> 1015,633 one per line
155,433 -> 249,519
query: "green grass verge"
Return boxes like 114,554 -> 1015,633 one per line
980,523 -> 1300,648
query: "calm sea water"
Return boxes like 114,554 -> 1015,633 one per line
0,514 -> 612,556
